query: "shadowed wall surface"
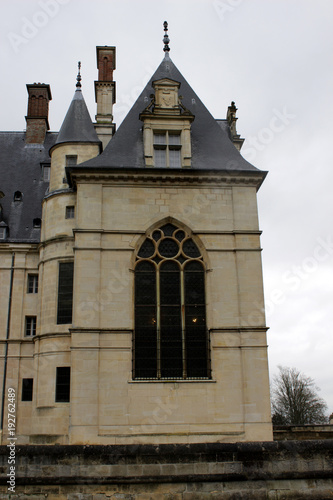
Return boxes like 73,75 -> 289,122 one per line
0,440 -> 332,499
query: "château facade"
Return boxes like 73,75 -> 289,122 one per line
0,37 -> 272,445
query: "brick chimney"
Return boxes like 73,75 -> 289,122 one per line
94,46 -> 116,149
25,83 -> 52,144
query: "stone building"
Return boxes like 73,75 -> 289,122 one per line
0,31 -> 272,445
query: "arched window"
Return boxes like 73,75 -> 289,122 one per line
134,223 -> 210,380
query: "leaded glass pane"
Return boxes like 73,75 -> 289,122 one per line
160,261 -> 180,304
184,261 -> 207,377
160,261 -> 182,377
182,239 -> 201,258
153,133 -> 166,145
160,306 -> 182,378
152,230 -> 162,241
154,148 -> 166,168
169,134 -> 181,145
169,149 -> 181,168
158,238 -> 179,258
160,223 -> 177,236
134,261 -> 157,378
135,271 -> 156,305
138,238 -> 155,258
175,230 -> 186,242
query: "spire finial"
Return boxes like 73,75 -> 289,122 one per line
76,61 -> 82,89
163,21 -> 170,52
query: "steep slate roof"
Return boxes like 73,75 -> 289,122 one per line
55,89 -> 100,146
0,131 -> 57,242
78,54 -> 259,172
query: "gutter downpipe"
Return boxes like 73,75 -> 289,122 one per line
0,252 -> 15,433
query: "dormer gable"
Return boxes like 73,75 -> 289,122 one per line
139,77 -> 194,168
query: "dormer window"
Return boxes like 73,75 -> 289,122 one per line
140,78 -> 194,169
66,155 -> 77,167
33,218 -> 41,228
0,227 -> 7,239
0,221 -> 8,239
153,132 -> 181,168
42,165 -> 50,181
14,191 -> 23,202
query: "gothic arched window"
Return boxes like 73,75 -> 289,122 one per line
134,223 -> 210,380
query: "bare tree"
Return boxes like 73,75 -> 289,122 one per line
271,366 -> 328,425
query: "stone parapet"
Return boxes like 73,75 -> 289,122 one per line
0,440 -> 332,498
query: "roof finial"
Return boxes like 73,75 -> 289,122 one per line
163,21 -> 170,52
76,61 -> 82,89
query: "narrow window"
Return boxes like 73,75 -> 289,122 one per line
65,206 -> 75,219
25,316 -> 37,337
22,379 -> 33,401
66,155 -> 77,167
134,261 -> 157,379
57,262 -> 74,324
43,165 -> 50,181
0,227 -> 6,240
55,367 -> 70,402
134,223 -> 210,380
27,274 -> 38,293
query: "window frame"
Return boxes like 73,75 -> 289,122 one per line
25,316 -> 37,337
21,378 -> 33,401
27,274 -> 38,293
153,131 -> 181,168
42,165 -> 51,182
65,155 -> 78,167
65,206 -> 75,219
55,366 -> 71,403
133,223 -> 210,381
57,261 -> 74,325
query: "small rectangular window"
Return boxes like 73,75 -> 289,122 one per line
153,132 -> 181,168
55,367 -> 70,402
0,227 -> 6,239
22,378 -> 33,401
65,206 -> 75,219
27,274 -> 38,293
57,262 -> 74,324
43,165 -> 50,181
66,155 -> 77,167
25,316 -> 37,337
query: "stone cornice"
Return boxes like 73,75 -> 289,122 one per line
68,168 -> 267,191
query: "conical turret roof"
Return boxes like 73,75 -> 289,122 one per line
55,88 -> 100,146
75,54 -> 263,173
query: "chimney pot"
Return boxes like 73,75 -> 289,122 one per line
25,83 -> 52,144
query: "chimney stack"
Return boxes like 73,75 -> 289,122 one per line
94,46 -> 116,150
25,83 -> 52,144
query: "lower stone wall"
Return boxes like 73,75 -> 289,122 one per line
0,440 -> 332,499
274,424 -> 333,441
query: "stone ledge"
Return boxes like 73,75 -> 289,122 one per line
0,440 -> 332,487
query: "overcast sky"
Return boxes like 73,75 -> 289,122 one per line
1,0 -> 332,413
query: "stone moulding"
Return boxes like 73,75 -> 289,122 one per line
67,168 -> 267,191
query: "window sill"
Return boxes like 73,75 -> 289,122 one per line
129,379 -> 216,384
